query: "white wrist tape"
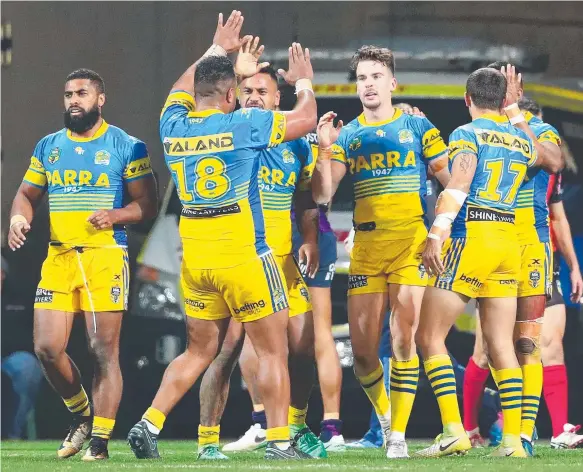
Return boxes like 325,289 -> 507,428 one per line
295,78 -> 313,95
427,233 -> 441,241
504,103 -> 519,112
10,215 -> 28,228
430,188 -> 468,235
443,188 -> 468,206
204,44 -> 227,58
509,113 -> 526,125
433,213 -> 456,229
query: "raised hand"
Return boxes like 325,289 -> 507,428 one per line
317,111 -> 343,149
213,10 -> 251,53
501,64 -> 522,106
277,42 -> 313,86
234,36 -> 270,80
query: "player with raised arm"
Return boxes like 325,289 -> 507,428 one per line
515,98 -> 583,448
8,69 -> 158,461
461,64 -> 565,455
195,63 -> 326,460
311,46 -> 450,458
416,67 -> 542,458
126,11 -> 317,461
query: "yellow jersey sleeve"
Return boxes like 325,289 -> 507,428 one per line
160,90 -> 195,116
298,142 -> 316,192
23,155 -> 47,188
123,140 -> 153,182
419,117 -> 447,161
537,129 -> 561,147
448,127 -> 478,161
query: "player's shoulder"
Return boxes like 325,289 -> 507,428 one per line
232,107 -> 272,122
34,129 -> 67,156
106,123 -> 144,145
451,122 -> 476,136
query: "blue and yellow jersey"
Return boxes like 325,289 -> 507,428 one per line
259,137 -> 312,256
160,90 -> 287,269
330,108 -> 447,241
515,112 -> 561,245
22,121 -> 152,247
448,114 -> 537,239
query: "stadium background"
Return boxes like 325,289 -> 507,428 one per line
2,1 -> 583,441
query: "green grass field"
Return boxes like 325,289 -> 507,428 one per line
2,440 -> 583,471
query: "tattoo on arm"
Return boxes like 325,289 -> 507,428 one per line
460,154 -> 472,174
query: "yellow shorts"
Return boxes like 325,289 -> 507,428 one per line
181,252 -> 289,323
431,237 -> 520,298
518,242 -> 553,298
277,253 -> 312,318
347,234 -> 428,296
34,245 -> 129,313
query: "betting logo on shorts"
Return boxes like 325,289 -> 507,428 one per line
299,286 -> 310,302
348,275 -> 368,290
529,270 -> 541,288
499,278 -> 518,286
398,129 -> 414,144
47,148 -> 60,164
460,273 -> 483,292
35,288 -> 53,304
349,136 -> 362,151
185,299 -> 205,311
418,263 -> 427,279
234,300 -> 266,315
110,286 -> 121,304
94,150 -> 111,165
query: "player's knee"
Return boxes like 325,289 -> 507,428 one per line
88,337 -> 119,371
34,339 -> 65,364
514,336 -> 539,356
392,330 -> 413,354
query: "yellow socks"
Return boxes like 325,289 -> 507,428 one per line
390,356 -> 420,435
288,406 -> 308,427
425,355 -> 462,427
494,367 -> 523,439
63,387 -> 91,416
198,425 -> 220,449
356,362 -> 391,430
266,426 -> 290,442
92,417 -> 115,440
521,363 -> 543,440
142,407 -> 166,434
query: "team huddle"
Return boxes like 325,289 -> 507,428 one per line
8,8 -> 583,462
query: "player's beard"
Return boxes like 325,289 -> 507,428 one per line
64,104 -> 100,133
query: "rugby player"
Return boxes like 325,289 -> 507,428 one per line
126,11 -> 317,460
311,46 -> 451,458
461,64 -> 564,455
195,65 -> 327,459
528,98 -> 583,448
8,69 -> 158,460
416,66 -> 559,458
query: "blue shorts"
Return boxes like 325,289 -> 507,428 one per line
292,229 -> 337,288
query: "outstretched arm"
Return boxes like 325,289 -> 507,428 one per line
502,65 -> 563,173
171,10 -> 251,95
